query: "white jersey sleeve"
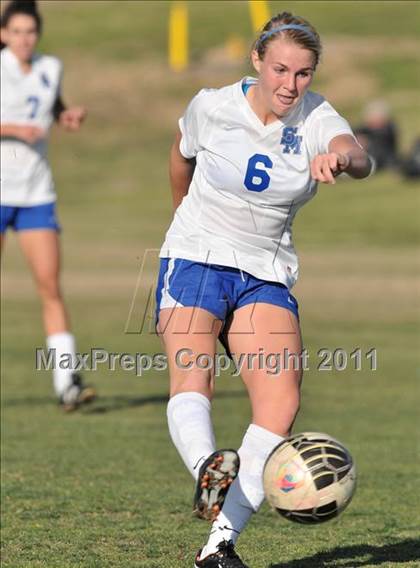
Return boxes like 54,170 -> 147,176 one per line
306,99 -> 356,157
178,89 -> 214,159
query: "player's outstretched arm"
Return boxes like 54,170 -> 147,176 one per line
311,134 -> 373,184
169,129 -> 196,210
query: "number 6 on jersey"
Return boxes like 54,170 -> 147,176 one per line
244,153 -> 273,192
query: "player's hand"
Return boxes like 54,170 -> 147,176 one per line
16,125 -> 45,144
59,106 -> 87,131
310,152 -> 350,184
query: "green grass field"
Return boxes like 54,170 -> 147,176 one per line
1,1 -> 420,566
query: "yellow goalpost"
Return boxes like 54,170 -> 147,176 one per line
168,0 -> 270,71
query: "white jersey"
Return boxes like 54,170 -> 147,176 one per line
1,47 -> 62,206
160,77 -> 356,288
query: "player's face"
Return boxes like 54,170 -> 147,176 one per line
252,38 -> 315,118
2,14 -> 39,63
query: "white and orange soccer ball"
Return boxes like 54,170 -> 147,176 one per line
263,432 -> 357,524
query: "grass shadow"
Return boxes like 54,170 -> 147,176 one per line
2,396 -> 56,407
269,538 -> 420,567
81,394 -> 168,414
1,390 -> 247,414
82,389 -> 247,414
2,389 -> 247,414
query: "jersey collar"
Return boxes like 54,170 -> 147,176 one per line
1,47 -> 39,78
238,76 -> 303,134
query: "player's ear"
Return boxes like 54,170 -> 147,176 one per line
251,50 -> 262,73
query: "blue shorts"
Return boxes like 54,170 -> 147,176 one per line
155,258 -> 299,326
0,202 -> 60,233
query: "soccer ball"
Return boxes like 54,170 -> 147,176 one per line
263,432 -> 356,524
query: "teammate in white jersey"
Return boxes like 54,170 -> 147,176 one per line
156,11 -> 373,568
1,0 -> 96,411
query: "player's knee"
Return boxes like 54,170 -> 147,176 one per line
37,278 -> 61,302
253,392 -> 301,435
284,388 -> 301,416
169,368 -> 215,398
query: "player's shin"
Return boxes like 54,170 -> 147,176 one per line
167,391 -> 216,479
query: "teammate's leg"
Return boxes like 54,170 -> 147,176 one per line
200,303 -> 302,557
18,228 -> 95,407
18,229 -> 69,334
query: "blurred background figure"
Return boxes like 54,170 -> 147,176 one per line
354,99 -> 399,171
0,0 -> 96,411
400,138 -> 420,180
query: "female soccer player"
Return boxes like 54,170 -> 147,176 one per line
1,0 -> 96,411
156,12 -> 373,568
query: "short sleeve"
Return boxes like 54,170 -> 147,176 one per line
178,89 -> 209,159
50,57 -> 63,97
306,101 -> 356,157
42,55 -> 63,97
56,59 -> 63,96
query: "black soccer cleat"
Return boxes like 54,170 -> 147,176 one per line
193,449 -> 240,521
59,373 -> 97,412
194,540 -> 249,568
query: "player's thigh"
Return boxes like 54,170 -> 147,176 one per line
18,229 -> 61,292
226,302 -> 303,434
0,205 -> 15,252
158,306 -> 223,397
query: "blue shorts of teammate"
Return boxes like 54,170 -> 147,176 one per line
0,202 -> 60,233
155,258 -> 299,328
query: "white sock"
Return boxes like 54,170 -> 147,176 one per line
167,392 -> 216,480
46,332 -> 76,397
201,424 -> 284,558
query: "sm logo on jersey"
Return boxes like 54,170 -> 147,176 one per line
280,127 -> 302,155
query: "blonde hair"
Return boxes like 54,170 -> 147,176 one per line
254,12 -> 322,67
